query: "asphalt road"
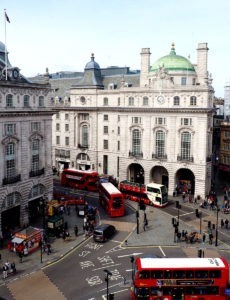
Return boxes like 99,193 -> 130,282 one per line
0,182 -> 229,300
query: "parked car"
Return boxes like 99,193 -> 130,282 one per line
93,224 -> 116,242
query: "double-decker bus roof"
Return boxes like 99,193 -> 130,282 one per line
139,258 -> 226,269
63,168 -> 98,175
101,182 -> 121,195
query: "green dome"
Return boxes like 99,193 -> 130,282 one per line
150,44 -> 195,72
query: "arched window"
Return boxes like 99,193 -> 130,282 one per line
190,96 -> 197,106
173,96 -> 180,106
181,132 -> 191,160
143,97 -> 148,106
24,95 -> 30,107
6,142 -> 16,178
6,94 -> 13,107
156,130 -> 165,158
132,129 -> 141,155
32,139 -> 40,171
2,192 -> 21,209
129,97 -> 134,106
82,125 -> 89,147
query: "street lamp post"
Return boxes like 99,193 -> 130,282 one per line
215,205 -> 219,247
39,196 -> 46,263
104,269 -> 112,300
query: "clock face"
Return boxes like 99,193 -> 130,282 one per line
157,95 -> 165,104
12,69 -> 19,79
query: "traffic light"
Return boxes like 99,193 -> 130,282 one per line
109,294 -> 114,300
136,210 -> 139,218
208,221 -> 211,228
195,209 -> 200,218
176,201 -> 179,208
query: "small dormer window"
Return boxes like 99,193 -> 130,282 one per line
108,83 -> 117,90
124,82 -> 132,87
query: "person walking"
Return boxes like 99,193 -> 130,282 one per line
202,233 -> 206,244
2,264 -> 8,279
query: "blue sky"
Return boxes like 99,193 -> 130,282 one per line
1,0 -> 229,96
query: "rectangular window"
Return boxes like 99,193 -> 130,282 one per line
65,124 -> 69,132
56,113 -> 60,119
118,97 -> 120,106
24,95 -> 30,107
156,117 -> 166,125
118,126 -> 120,135
103,97 -> 108,106
80,113 -> 89,121
56,136 -> 60,145
117,140 -> 120,151
32,140 -> 39,172
39,96 -> 44,107
181,118 -> 192,126
103,126 -> 108,134
6,94 -> 13,107
56,123 -> 60,131
104,114 -> 108,121
181,77 -> 187,85
65,113 -> 69,120
65,137 -> 69,146
6,159 -> 15,178
31,122 -> 40,132
118,115 -> 120,122
132,117 -> 141,124
4,124 -> 16,135
103,140 -> 108,150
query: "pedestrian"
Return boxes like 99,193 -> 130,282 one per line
182,193 -> 186,203
46,243 -> 51,255
11,262 -> 16,274
225,219 -> 229,229
74,225 -> 78,237
209,233 -> 213,245
202,233 -> 206,244
19,251 -> 23,263
221,219 -> 224,229
2,264 -> 8,279
143,218 -> 148,231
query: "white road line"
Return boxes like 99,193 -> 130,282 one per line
92,263 -> 121,271
159,246 -> 166,257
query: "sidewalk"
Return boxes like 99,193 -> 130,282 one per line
124,196 -> 230,252
0,207 -> 87,284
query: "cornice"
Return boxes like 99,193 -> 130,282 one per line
52,106 -> 215,114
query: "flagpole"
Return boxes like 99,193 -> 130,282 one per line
4,9 -> 8,80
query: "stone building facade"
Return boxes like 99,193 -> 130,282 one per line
51,43 -> 215,199
0,42 -> 53,236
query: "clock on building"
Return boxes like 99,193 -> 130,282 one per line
157,95 -> 165,104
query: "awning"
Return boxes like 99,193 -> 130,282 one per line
11,237 -> 24,244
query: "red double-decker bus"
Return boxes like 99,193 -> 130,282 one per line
98,182 -> 125,217
130,257 -> 230,300
61,168 -> 99,192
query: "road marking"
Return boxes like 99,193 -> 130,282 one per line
102,288 -> 129,299
159,246 -> 166,257
92,263 -> 121,271
118,252 -> 142,258
105,245 -> 122,253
